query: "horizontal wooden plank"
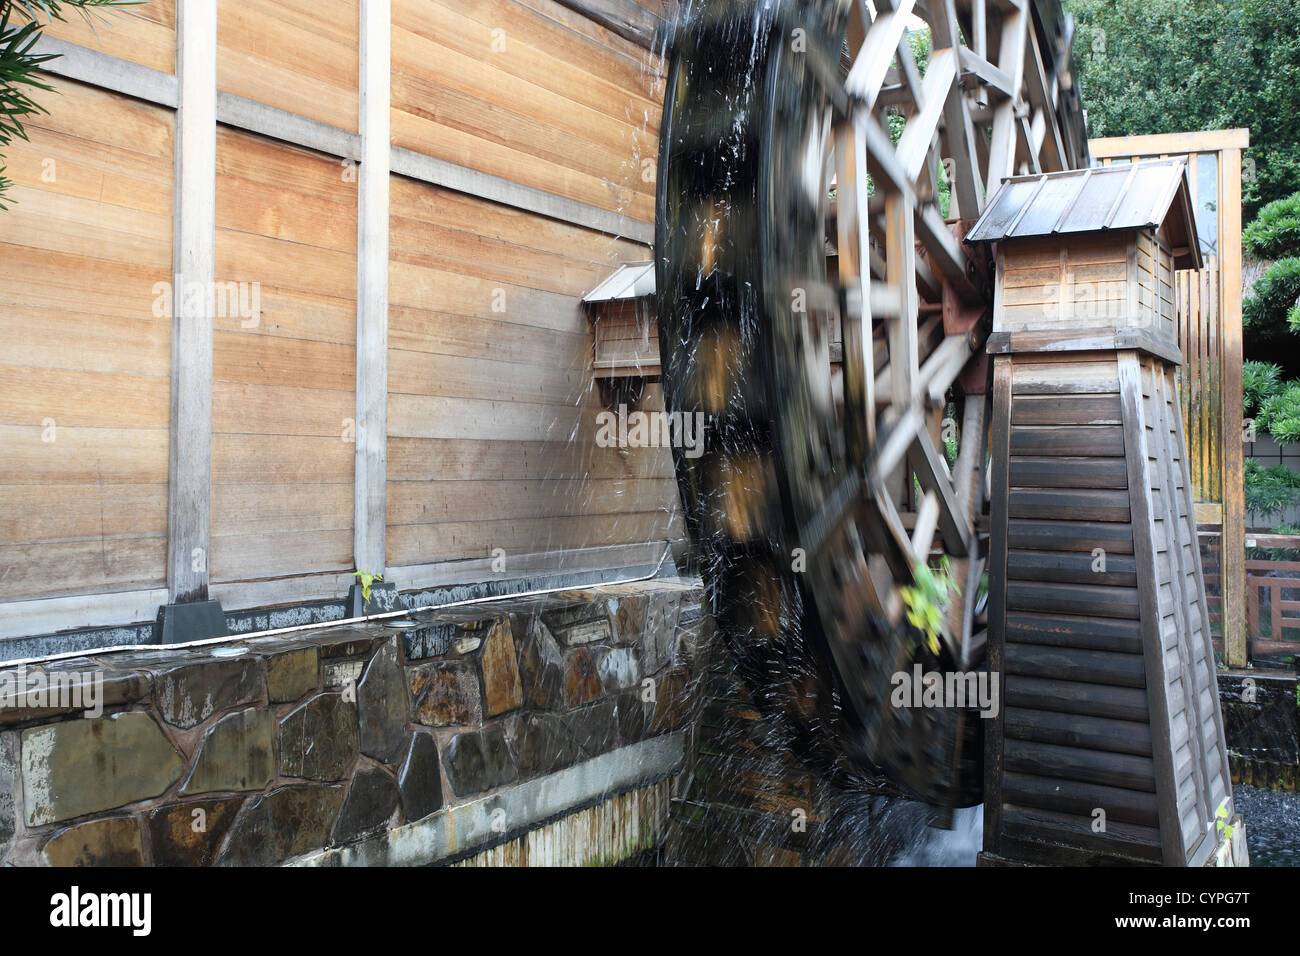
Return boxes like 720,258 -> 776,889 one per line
1003,772 -> 1159,828
1011,394 -> 1123,426
1007,580 -> 1141,621
999,805 -> 1164,862
210,528 -> 353,582
1004,739 -> 1156,793
389,477 -> 676,528
1008,488 -> 1131,523
0,484 -> 166,541
1005,642 -> 1146,687
1011,358 -> 1119,395
1008,456 -> 1129,490
387,437 -> 674,482
1007,520 -> 1134,554
1006,549 -> 1138,588
0,536 -> 165,601
42,1 -> 176,74
386,510 -> 682,565
1004,675 -> 1149,722
1009,425 -> 1126,457
1005,708 -> 1153,757
0,426 -> 168,485
1005,611 -> 1143,654
217,0 -> 359,132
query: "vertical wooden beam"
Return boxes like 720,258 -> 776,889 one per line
354,0 -> 391,577
167,0 -> 217,604
1118,352 -> 1186,866
1219,148 -> 1245,667
981,356 -> 1012,860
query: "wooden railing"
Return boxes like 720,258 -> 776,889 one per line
1244,534 -> 1300,657
1201,532 -> 1300,661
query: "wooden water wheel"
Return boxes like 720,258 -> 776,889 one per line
655,0 -> 1090,805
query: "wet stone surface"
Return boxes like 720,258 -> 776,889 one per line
510,712 -> 578,778
398,732 -> 443,822
333,765 -> 400,844
220,785 -> 345,866
24,712 -> 184,825
564,647 -> 602,708
279,693 -> 358,782
518,618 -> 565,710
154,657 -> 263,730
357,638 -> 408,763
147,796 -> 244,866
443,726 -> 517,796
265,647 -> 318,704
565,699 -> 620,759
182,707 -> 275,795
408,662 -> 481,727
42,816 -> 144,867
480,619 -> 522,717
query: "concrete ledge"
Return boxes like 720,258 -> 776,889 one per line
292,732 -> 685,867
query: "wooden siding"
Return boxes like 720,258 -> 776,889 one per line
43,0 -> 177,75
988,347 -> 1230,864
390,0 -> 661,224
209,128 -> 358,583
386,174 -> 681,568
993,353 -> 1163,863
218,0 -> 360,132
0,79 -> 173,600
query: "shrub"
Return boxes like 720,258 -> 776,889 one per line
1243,192 -> 1300,260
1244,257 -> 1300,333
1243,360 -> 1283,418
1259,381 -> 1300,444
1245,458 -> 1300,519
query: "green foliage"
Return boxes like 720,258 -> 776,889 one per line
353,570 -> 383,605
1215,802 -> 1234,842
1243,191 -> 1300,260
1243,360 -> 1283,418
1066,0 -> 1300,217
1259,381 -> 1300,444
1244,459 -> 1300,519
901,556 -> 960,656
1242,257 -> 1300,365
0,0 -> 131,208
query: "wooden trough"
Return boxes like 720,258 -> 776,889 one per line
969,160 -> 1244,865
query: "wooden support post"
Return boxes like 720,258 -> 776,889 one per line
166,0 -> 217,605
1220,147 -> 1246,667
354,0 -> 391,579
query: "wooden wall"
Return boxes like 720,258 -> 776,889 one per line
386,176 -> 680,570
210,129 -> 358,583
0,79 -> 174,602
391,0 -> 661,224
0,0 -> 679,633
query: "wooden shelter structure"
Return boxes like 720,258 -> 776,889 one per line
1089,130 -> 1249,667
969,160 -> 1236,865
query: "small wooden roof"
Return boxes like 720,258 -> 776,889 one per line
966,159 -> 1203,270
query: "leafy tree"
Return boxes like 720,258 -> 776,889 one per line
1243,191 -> 1300,260
0,0 -> 128,208
1066,0 -> 1300,218
1242,256 -> 1300,367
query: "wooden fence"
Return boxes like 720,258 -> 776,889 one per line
1176,262 -> 1222,505
1202,532 -> 1300,660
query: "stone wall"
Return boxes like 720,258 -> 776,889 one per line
0,578 -> 704,866
1219,671 -> 1299,791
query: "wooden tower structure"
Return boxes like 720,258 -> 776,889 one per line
969,160 -> 1242,865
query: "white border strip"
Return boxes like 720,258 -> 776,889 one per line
290,732 -> 685,867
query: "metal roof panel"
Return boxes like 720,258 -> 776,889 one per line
965,159 -> 1198,257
